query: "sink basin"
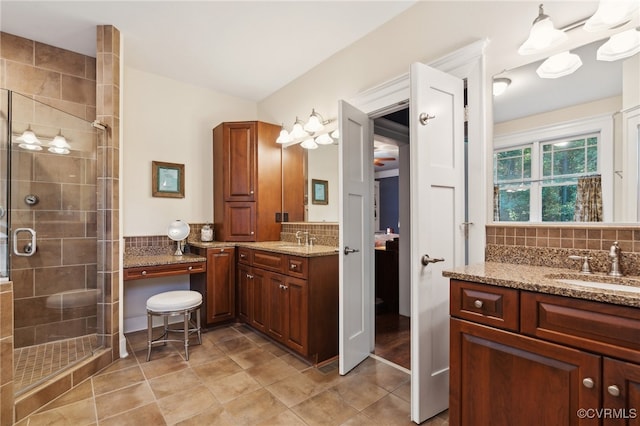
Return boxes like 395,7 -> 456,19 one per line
555,279 -> 640,293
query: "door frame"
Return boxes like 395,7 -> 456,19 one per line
346,39 -> 488,421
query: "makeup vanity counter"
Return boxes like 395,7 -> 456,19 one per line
444,262 -> 640,425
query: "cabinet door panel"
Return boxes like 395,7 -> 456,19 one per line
451,318 -> 600,426
266,272 -> 287,342
251,268 -> 268,332
603,358 -> 640,426
226,202 -> 256,241
286,276 -> 308,355
206,248 -> 235,325
224,122 -> 255,201
237,263 -> 251,323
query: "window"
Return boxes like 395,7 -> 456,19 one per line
494,133 -> 599,222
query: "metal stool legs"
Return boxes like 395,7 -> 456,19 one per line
146,306 -> 201,361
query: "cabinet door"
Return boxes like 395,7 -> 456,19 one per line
266,272 -> 287,343
225,202 -> 256,241
237,263 -> 251,323
450,318 -> 600,426
224,122 -> 256,201
206,248 -> 235,325
250,267 -> 268,333
603,357 -> 640,425
285,276 -> 308,355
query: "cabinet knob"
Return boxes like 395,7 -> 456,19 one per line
188,266 -> 193,271
607,385 -> 620,397
250,190 -> 254,194
240,254 -> 246,259
141,270 -> 147,275
251,231 -> 255,235
220,249 -> 224,253
291,264 -> 297,269
473,299 -> 483,309
582,378 -> 595,389
247,274 -> 253,279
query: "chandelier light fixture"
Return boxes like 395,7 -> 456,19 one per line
276,109 -> 338,149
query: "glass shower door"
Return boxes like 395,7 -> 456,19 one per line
8,91 -> 105,394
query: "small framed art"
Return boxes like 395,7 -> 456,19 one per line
152,161 -> 185,198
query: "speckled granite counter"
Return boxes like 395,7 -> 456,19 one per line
443,262 -> 640,308
123,252 -> 206,268
188,240 -> 338,257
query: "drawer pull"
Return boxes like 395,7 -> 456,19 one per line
582,378 -> 595,389
473,300 -> 483,309
141,271 -> 147,276
240,254 -> 246,259
290,264 -> 297,269
188,266 -> 193,271
607,385 -> 620,397
247,274 -> 254,279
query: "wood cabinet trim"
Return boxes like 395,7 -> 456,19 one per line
124,262 -> 206,281
450,279 -> 520,332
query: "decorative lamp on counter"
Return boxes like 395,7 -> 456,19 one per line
167,220 -> 190,256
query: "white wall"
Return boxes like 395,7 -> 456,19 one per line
123,67 -> 257,236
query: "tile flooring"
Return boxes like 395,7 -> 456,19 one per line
17,323 -> 449,425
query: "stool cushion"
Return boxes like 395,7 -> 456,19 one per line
147,290 -> 202,312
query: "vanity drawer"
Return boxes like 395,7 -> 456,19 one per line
450,280 -> 519,331
287,256 -> 308,279
237,247 -> 252,265
252,250 -> 286,273
124,261 -> 206,281
521,291 -> 640,363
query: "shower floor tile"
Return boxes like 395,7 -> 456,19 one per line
14,334 -> 99,393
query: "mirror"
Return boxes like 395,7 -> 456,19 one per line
303,144 -> 339,222
493,35 -> 638,223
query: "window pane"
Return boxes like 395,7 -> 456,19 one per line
498,188 -> 530,221
587,145 -> 597,172
523,148 -> 531,178
496,157 -> 522,181
541,185 -> 577,221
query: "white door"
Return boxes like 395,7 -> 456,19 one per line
338,100 -> 374,375
409,63 -> 464,422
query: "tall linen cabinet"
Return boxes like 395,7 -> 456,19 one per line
213,121 -> 285,241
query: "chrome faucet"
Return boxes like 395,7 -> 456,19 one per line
608,241 -> 623,277
568,255 -> 592,274
295,230 -> 310,246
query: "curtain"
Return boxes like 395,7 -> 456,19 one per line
574,175 -> 603,222
493,185 -> 500,221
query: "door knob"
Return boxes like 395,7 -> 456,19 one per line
421,254 -> 444,266
344,246 -> 360,255
419,113 -> 436,125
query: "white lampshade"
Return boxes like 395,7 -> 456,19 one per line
276,128 -> 292,144
16,127 -> 42,150
536,52 -> 582,79
331,129 -> 339,139
315,133 -> 334,145
290,120 -> 309,139
492,78 -> 511,96
303,109 -> 325,133
597,28 -> 640,61
518,5 -> 568,55
584,0 -> 640,32
300,138 -> 318,150
48,133 -> 71,154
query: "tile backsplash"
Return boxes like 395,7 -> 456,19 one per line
486,224 -> 640,276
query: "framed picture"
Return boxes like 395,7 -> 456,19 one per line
311,179 -> 328,205
152,161 -> 185,198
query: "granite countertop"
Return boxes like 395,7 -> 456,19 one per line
443,262 -> 640,308
123,253 -> 206,269
189,240 -> 339,257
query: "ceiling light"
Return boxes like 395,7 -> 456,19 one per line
492,77 -> 512,96
315,133 -> 334,145
48,131 -> 71,154
584,0 -> 640,32
300,138 -> 318,150
597,28 -> 640,61
303,109 -> 325,133
536,51 -> 583,78
290,117 -> 309,139
518,4 -> 568,55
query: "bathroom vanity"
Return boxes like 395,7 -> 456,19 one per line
445,263 -> 640,426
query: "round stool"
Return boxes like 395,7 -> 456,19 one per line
146,290 -> 202,361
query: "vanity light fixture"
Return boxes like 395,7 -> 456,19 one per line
277,109 -> 338,149
315,133 -> 334,145
303,109 -> 325,133
536,51 -> 583,79
290,117 -> 310,139
15,125 -> 43,151
300,138 -> 318,150
597,27 -> 640,61
276,124 -> 293,144
584,0 -> 640,32
492,77 -> 512,96
518,4 -> 568,55
48,130 -> 71,155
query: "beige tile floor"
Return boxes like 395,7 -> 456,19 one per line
17,323 -> 449,425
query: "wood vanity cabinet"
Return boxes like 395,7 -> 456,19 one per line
236,247 -> 337,363
213,121 -> 299,242
190,246 -> 235,327
450,279 -> 640,426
